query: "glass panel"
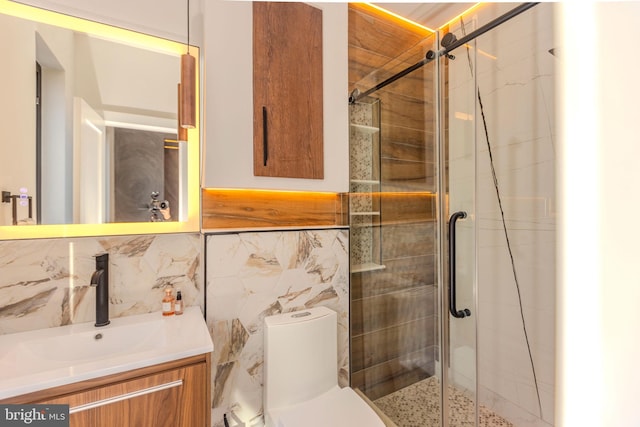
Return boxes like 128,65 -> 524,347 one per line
470,4 -> 557,425
440,20 -> 478,427
349,26 -> 442,426
349,5 -> 554,427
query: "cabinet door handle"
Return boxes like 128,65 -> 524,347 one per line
262,106 -> 268,166
449,211 -> 471,319
69,379 -> 183,414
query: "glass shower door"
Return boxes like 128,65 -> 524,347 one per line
348,10 -> 480,425
437,24 -> 478,427
349,29 -> 448,427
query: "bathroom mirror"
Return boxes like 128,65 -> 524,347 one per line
0,0 -> 200,240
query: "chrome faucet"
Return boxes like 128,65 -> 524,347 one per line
90,253 -> 110,327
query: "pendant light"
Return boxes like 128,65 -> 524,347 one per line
180,0 -> 196,129
177,83 -> 189,141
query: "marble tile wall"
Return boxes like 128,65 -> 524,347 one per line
0,233 -> 203,335
205,229 -> 349,427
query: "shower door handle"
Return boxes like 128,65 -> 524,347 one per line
449,211 -> 471,319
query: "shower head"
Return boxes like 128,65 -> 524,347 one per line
441,32 -> 457,48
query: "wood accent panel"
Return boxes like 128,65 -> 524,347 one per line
348,4 -> 431,88
253,2 -> 323,179
348,3 -> 439,400
380,192 -> 436,223
371,66 -> 434,103
202,189 -> 348,229
202,190 -> 432,229
353,52 -> 434,99
382,158 -> 428,182
348,4 -> 428,55
351,315 -> 436,372
351,346 -> 435,400
348,3 -> 438,189
380,91 -> 434,131
352,284 -> 435,336
381,136 -> 431,164
352,255 -> 436,300
377,87 -> 436,184
382,124 -> 434,148
349,45 -> 393,86
381,221 -> 436,260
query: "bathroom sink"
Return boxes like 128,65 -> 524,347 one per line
13,319 -> 165,365
0,306 -> 213,399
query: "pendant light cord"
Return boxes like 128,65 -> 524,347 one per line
186,0 -> 190,54
458,17 -> 544,419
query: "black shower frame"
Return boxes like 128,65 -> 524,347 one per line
348,2 -> 540,104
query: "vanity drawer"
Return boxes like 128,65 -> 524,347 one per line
2,354 -> 211,427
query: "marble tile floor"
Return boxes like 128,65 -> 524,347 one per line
373,377 -> 514,427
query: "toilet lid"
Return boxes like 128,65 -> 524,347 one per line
275,386 -> 385,427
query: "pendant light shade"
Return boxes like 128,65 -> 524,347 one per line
180,53 -> 196,129
177,83 -> 189,141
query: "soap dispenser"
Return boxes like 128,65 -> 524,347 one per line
175,289 -> 184,315
162,287 -> 175,316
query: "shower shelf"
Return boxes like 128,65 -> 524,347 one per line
350,179 -> 379,185
351,262 -> 386,274
349,99 -> 383,279
350,211 -> 380,216
350,123 -> 379,135
349,222 -> 380,229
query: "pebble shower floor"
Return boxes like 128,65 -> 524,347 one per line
374,377 -> 514,427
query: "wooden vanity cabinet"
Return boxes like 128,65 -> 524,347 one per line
2,354 -> 211,427
252,2 -> 324,179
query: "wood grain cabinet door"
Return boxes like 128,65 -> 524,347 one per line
253,2 -> 324,179
41,363 -> 208,427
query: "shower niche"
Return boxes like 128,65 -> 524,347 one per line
349,98 -> 384,273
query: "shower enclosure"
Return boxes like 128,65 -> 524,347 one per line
349,3 -> 555,427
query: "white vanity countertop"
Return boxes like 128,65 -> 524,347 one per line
201,225 -> 349,234
0,306 -> 213,399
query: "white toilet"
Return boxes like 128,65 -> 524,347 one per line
264,306 -> 385,427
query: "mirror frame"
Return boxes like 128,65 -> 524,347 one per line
0,0 -> 200,240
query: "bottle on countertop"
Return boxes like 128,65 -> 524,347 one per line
175,289 -> 184,315
162,287 -> 175,316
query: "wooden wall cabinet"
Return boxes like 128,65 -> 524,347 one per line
253,2 -> 324,179
2,354 -> 211,427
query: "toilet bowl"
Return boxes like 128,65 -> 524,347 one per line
264,306 -> 385,427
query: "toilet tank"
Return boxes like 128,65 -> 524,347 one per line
264,306 -> 338,412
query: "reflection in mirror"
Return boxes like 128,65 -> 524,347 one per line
0,1 -> 200,239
